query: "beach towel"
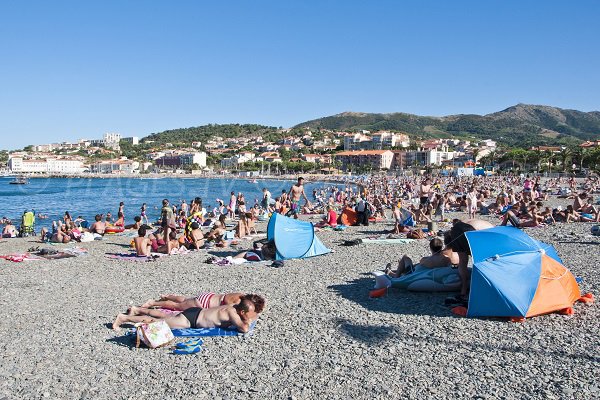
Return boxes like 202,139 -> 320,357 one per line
171,321 -> 257,337
105,253 -> 161,262
361,238 -> 414,244
0,253 -> 44,262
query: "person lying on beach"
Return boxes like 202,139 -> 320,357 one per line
139,292 -> 247,312
113,294 -> 265,333
134,226 -> 152,256
88,214 -> 106,235
385,237 -> 458,278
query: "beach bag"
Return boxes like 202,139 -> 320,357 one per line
135,320 -> 174,349
592,225 -> 600,237
407,229 -> 425,239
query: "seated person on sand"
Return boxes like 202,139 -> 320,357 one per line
157,230 -> 179,253
573,192 -> 599,218
113,294 -> 265,333
500,207 -> 543,228
134,226 -> 152,256
114,212 -> 125,227
180,222 -> 205,250
315,206 -> 338,228
40,224 -> 72,243
2,221 -> 17,238
391,204 -> 412,234
125,216 -> 143,230
235,213 -> 249,238
245,212 -> 258,235
139,292 -> 248,312
564,205 -> 597,223
88,214 -> 106,235
385,237 -> 458,278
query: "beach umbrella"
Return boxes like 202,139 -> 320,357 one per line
463,226 -> 581,318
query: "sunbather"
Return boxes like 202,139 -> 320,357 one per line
113,294 -> 265,333
385,237 -> 458,278
139,292 -> 247,312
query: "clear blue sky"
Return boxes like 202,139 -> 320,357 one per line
1,1 -> 599,150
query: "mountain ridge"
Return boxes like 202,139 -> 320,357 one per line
294,104 -> 600,146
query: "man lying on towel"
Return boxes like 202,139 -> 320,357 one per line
112,294 -> 265,333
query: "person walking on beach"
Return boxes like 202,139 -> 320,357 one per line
140,203 -> 149,225
228,191 -> 237,219
160,199 -> 176,254
287,177 -> 310,219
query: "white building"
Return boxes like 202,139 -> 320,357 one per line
8,156 -> 85,174
103,133 -> 122,150
221,155 -> 252,169
404,150 -> 455,167
122,136 -> 139,145
89,159 -> 140,174
344,133 -> 372,150
371,132 -> 410,149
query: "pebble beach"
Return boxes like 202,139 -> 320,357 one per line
0,198 -> 598,400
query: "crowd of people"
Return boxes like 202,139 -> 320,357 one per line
2,172 -> 598,330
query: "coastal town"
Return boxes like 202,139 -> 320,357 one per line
4,129 -> 600,177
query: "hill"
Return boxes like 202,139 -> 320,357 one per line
295,104 -> 600,147
142,123 -> 282,145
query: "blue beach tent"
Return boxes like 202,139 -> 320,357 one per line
267,213 -> 331,260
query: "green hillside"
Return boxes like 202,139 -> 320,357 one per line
295,104 -> 600,147
143,124 -> 282,145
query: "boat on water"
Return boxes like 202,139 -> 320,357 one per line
9,177 -> 29,185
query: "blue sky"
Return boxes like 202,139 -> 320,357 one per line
1,1 -> 599,150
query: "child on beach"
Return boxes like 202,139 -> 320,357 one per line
133,226 -> 152,256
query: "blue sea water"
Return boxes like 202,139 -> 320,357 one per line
0,176 -> 345,230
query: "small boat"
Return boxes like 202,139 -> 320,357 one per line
9,177 -> 28,185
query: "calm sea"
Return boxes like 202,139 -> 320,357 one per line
0,177 -> 346,230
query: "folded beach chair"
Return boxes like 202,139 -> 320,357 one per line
19,211 -> 35,237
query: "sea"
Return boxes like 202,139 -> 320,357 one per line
0,176 -> 348,230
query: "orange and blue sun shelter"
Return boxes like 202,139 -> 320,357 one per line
464,227 -> 581,318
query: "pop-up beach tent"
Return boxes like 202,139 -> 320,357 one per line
463,226 -> 583,318
267,213 -> 331,260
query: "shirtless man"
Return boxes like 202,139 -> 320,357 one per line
88,214 -> 106,235
287,177 -> 310,219
133,226 -> 152,256
113,294 -> 265,333
444,218 -> 494,304
419,178 -> 432,206
139,292 -> 246,312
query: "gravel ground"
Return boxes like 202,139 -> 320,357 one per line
0,202 -> 598,399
